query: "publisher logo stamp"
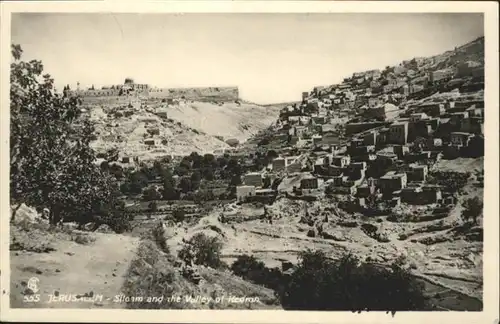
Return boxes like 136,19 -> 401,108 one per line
27,277 -> 40,294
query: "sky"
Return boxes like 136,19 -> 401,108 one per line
11,13 -> 484,104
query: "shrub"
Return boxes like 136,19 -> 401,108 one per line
461,197 -> 483,224
427,171 -> 470,193
148,201 -> 158,212
172,209 -> 185,223
225,138 -> 240,147
177,233 -> 224,269
279,250 -> 428,312
142,187 -> 162,201
231,255 -> 286,292
151,222 -> 169,253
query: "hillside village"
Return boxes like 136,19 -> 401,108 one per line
234,36 -> 484,210
10,36 -> 486,311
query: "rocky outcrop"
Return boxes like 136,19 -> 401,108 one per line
11,204 -> 42,224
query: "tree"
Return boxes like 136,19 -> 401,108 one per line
202,167 -> 215,181
190,170 -> 202,191
412,137 -> 427,153
152,160 -> 165,177
178,233 -> 224,269
178,176 -> 192,194
461,197 -> 483,224
202,153 -> 215,166
10,44 -> 127,230
175,157 -> 191,176
427,171 -> 470,193
262,176 -> 271,189
143,187 -> 162,201
148,201 -> 158,212
230,255 -> 284,291
108,163 -> 124,180
190,152 -> 202,169
162,169 -> 178,200
230,174 -> 242,187
280,250 -> 428,312
100,161 -> 110,171
267,150 -> 278,160
127,171 -> 149,195
172,208 -> 185,223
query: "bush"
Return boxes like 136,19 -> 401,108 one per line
92,199 -> 132,234
177,233 -> 224,269
427,171 -> 470,193
151,222 -> 169,253
231,255 -> 286,292
172,209 -> 185,223
461,197 -> 483,224
148,201 -> 158,212
225,138 -> 240,147
279,250 -> 428,312
142,187 -> 162,202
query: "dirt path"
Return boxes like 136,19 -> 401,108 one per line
10,233 -> 140,309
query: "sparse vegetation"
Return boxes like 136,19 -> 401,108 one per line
172,208 -> 186,223
178,233 -> 224,269
427,171 -> 470,194
151,222 -> 169,253
148,201 -> 158,212
461,197 -> 483,224
280,250 -> 428,312
231,255 -> 285,292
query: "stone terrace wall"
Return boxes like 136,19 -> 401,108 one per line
79,96 -> 135,106
71,86 -> 239,103
148,86 -> 239,101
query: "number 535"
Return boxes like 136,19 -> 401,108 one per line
23,294 -> 40,302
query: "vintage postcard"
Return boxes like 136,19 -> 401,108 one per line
0,1 -> 498,323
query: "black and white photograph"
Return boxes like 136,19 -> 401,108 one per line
1,2 -> 498,323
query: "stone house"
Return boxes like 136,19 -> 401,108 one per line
244,172 -> 264,188
365,103 -> 399,121
450,132 -> 474,147
379,171 -> 407,195
460,117 -> 483,134
388,121 -> 409,145
328,155 -> 351,168
409,113 -> 429,123
416,102 -> 446,117
363,130 -> 378,146
465,106 -> 484,118
449,112 -> 470,127
400,185 -> 442,205
236,185 -> 256,203
144,139 -> 156,146
300,174 -> 324,190
407,164 -> 428,182
272,157 -> 286,172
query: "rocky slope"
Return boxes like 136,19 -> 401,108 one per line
87,100 -> 280,160
164,101 -> 280,143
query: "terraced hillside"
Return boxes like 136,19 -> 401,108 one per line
87,99 -> 280,159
